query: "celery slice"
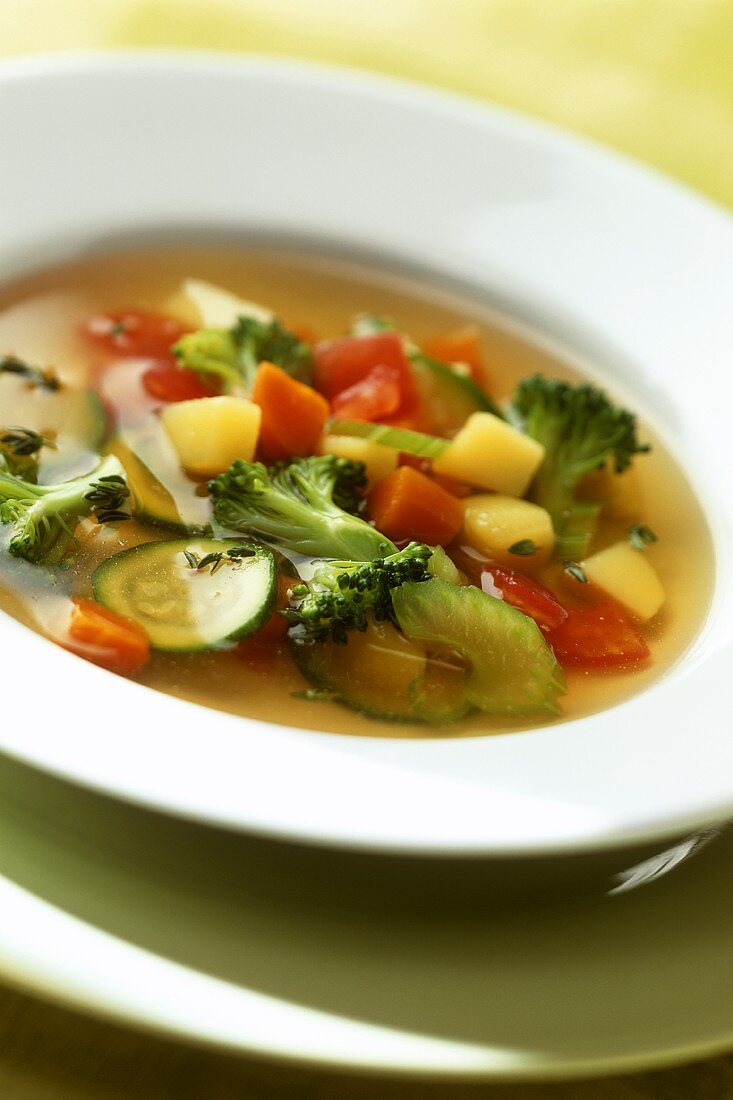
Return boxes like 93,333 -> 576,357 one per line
327,419 -> 449,459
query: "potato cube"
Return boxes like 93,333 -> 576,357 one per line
432,412 -> 544,496
462,494 -> 554,566
162,396 -> 261,478
319,432 -> 398,486
583,541 -> 665,621
165,279 -> 274,329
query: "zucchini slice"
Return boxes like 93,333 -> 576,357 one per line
291,618 -> 470,724
411,354 -> 502,434
107,422 -> 212,532
0,373 -> 106,481
93,538 -> 276,651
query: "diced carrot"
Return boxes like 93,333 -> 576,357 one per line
422,326 -> 483,381
368,466 -> 464,546
431,473 -> 472,498
66,597 -> 150,675
396,454 -> 470,497
252,361 -> 329,461
331,363 -> 402,421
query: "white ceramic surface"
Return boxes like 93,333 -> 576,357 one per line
0,755 -> 730,1081
1,53 -> 732,856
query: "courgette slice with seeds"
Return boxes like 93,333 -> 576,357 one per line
0,370 -> 106,481
93,538 -> 276,652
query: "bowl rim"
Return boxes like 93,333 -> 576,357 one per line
1,50 -> 732,857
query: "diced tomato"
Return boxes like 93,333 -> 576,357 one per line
84,309 -> 187,359
313,332 -> 418,415
421,326 -> 483,380
330,363 -> 402,421
252,361 -> 330,460
65,597 -> 150,675
546,600 -> 650,668
142,360 -> 216,403
482,567 -> 568,632
368,465 -> 464,546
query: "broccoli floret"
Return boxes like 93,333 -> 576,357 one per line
285,542 -> 433,645
208,455 -> 393,561
510,375 -> 649,560
173,315 -> 312,392
0,453 -> 130,564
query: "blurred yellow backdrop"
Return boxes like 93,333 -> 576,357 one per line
3,0 -> 733,207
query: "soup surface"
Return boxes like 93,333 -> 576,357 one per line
0,246 -> 714,737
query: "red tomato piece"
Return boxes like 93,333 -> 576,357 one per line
142,360 -> 216,403
482,567 -> 568,632
84,309 -> 187,358
546,600 -> 650,668
330,363 -> 402,421
313,331 -> 418,414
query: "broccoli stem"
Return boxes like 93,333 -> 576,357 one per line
209,456 -> 394,562
0,454 -> 128,564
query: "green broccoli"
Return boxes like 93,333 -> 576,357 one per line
0,453 -> 130,564
285,542 -> 433,644
173,315 -> 312,392
208,455 -> 393,561
510,375 -> 649,560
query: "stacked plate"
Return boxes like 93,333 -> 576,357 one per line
1,54 -> 733,1083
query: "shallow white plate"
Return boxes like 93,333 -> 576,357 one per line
0,755 -> 731,1081
1,52 -> 733,856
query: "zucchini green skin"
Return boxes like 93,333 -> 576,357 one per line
92,537 -> 276,653
411,354 -> 503,432
291,631 -> 470,725
0,378 -> 107,481
106,434 -> 212,533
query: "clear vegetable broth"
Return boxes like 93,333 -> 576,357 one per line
0,246 -> 715,737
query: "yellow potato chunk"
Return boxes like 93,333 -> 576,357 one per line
432,412 -> 545,496
583,541 -> 665,621
165,278 -> 274,329
319,432 -> 398,486
462,494 -> 554,566
161,396 -> 261,478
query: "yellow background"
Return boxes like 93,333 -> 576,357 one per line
4,0 -> 733,207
